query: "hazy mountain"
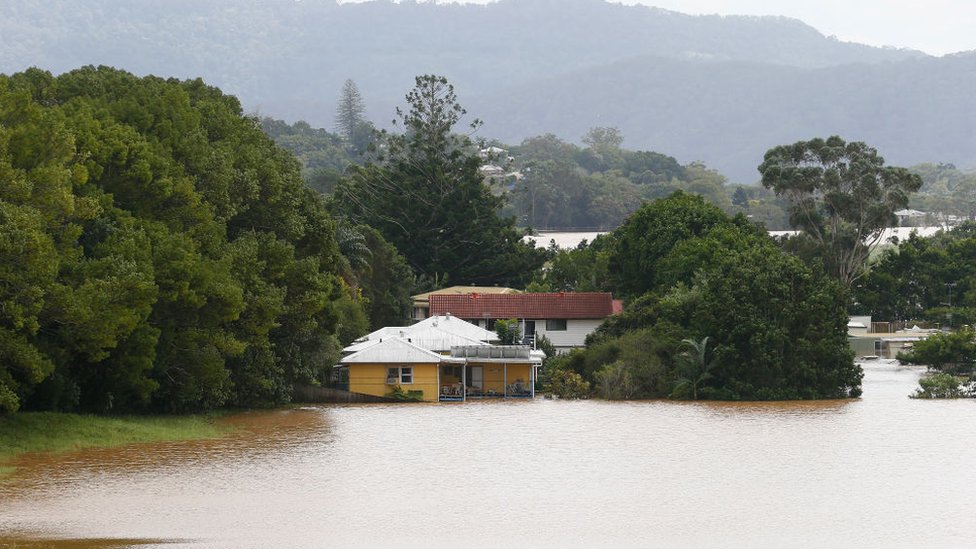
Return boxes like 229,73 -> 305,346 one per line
2,0 -> 970,181
472,52 -> 976,181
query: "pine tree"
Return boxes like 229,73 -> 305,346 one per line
334,79 -> 371,154
335,75 -> 545,286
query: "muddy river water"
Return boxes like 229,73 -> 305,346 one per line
1,360 -> 973,548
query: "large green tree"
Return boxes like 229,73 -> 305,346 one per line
334,75 -> 545,286
608,191 -> 754,299
758,136 -> 922,287
0,66 -> 357,414
559,192 -> 860,401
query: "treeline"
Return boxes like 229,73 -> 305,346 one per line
908,163 -> 976,225
1,67 -> 925,411
854,223 -> 976,326
535,192 -> 862,400
265,112 -> 791,231
0,67 -> 369,414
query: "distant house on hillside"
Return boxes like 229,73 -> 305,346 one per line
429,292 -> 622,353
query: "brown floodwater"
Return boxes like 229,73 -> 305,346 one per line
1,360 -> 973,548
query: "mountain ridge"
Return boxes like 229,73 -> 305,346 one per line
1,0 -> 968,181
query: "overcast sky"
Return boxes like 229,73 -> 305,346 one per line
622,0 -> 976,56
349,0 -> 976,56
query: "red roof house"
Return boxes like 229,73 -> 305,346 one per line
429,292 -> 619,352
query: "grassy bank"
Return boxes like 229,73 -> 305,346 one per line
0,412 -> 230,473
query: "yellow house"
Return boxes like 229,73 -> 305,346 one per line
339,337 -> 539,402
340,337 -> 461,402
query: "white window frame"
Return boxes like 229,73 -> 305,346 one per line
386,366 -> 414,385
545,319 -> 568,331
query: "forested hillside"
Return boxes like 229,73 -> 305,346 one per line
4,0 -> 969,182
471,52 -> 976,181
0,67 -> 364,414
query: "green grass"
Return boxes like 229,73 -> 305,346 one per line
0,412 -> 230,470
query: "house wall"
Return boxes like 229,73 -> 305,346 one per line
469,318 -> 603,351
849,336 -> 880,357
348,363 -> 440,402
536,319 -> 603,351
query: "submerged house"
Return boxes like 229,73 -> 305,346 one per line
338,315 -> 542,402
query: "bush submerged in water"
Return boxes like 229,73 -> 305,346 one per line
910,373 -> 974,399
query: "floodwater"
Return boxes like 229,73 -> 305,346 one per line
1,360 -> 973,548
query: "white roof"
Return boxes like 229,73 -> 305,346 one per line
402,327 -> 489,352
342,315 -> 497,354
340,337 -> 463,364
412,315 -> 498,343
342,337 -> 384,354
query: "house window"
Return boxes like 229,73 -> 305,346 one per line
387,366 -> 414,384
546,319 -> 567,331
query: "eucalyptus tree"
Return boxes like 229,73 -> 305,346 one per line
758,136 -> 922,288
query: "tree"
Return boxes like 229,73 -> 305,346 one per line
853,223 -> 976,325
354,225 -> 414,330
911,373 -> 973,399
582,192 -> 861,401
0,67 -> 355,414
758,136 -> 922,288
670,337 -> 716,400
578,127 -> 625,172
608,191 -> 747,298
334,75 -> 546,286
731,186 -> 749,208
334,79 -> 373,155
898,327 -> 976,374
494,318 -> 521,345
533,234 -> 614,293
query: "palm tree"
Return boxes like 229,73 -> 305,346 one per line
670,336 -> 716,400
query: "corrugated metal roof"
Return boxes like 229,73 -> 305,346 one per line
342,315 -> 496,354
412,314 -> 497,342
430,292 -> 616,319
340,337 -> 463,364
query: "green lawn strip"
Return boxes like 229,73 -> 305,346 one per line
0,412 -> 231,468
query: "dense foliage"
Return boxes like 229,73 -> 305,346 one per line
259,117 -> 356,195
759,136 -> 923,288
907,163 -> 976,226
898,328 -> 976,374
0,66 -> 360,414
547,192 -> 861,400
853,223 -> 976,326
500,131 -> 739,230
333,75 -> 546,287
